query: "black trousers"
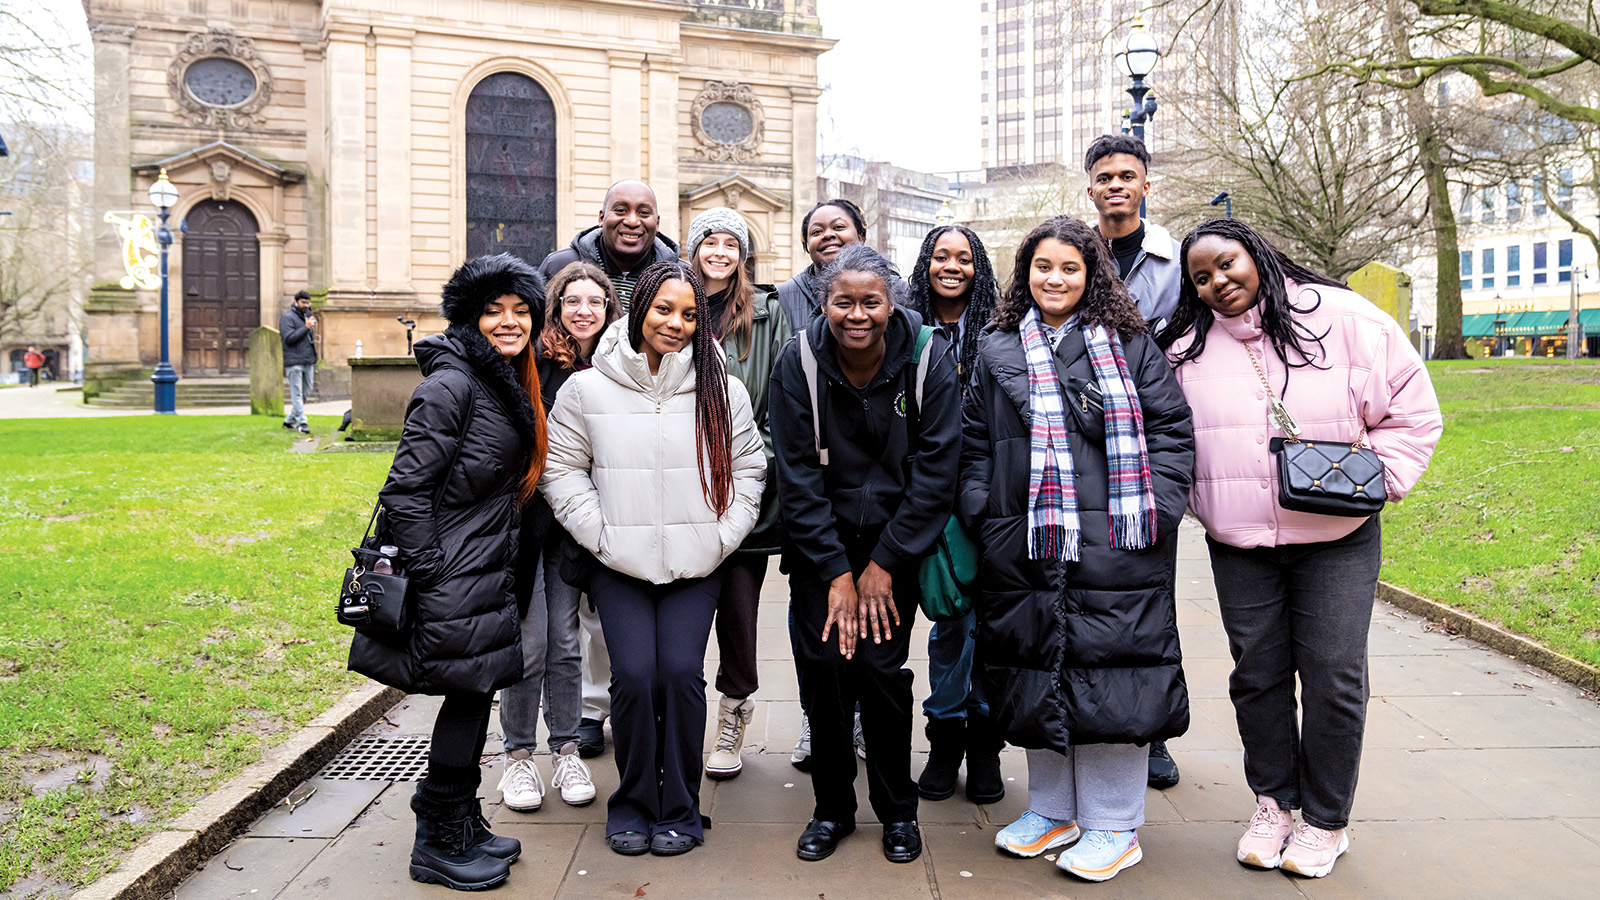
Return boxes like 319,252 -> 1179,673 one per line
790,560 -> 919,825
714,554 -> 769,698
592,566 -> 722,839
418,691 -> 494,810
1207,515 -> 1381,830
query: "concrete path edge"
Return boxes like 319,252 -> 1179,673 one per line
69,681 -> 404,900
1377,580 -> 1600,694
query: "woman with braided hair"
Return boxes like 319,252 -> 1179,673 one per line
540,261 -> 767,857
904,224 -> 1005,804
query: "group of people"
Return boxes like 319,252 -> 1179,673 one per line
348,132 -> 1443,892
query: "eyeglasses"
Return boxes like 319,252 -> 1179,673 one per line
561,295 -> 607,311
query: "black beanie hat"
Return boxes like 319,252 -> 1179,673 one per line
439,253 -> 546,327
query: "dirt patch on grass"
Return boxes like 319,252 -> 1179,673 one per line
17,750 -> 112,796
1460,575 -> 1494,592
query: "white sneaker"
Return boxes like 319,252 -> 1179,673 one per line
496,751 -> 544,811
791,713 -> 812,771
853,708 -> 867,760
707,695 -> 754,780
550,746 -> 596,806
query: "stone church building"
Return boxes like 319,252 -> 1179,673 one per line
83,0 -> 830,392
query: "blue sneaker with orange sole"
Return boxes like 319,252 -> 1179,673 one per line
1058,829 -> 1142,881
995,810 -> 1080,858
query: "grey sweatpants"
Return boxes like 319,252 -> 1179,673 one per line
1026,744 -> 1148,832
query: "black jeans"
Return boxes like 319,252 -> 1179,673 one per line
591,566 -> 722,840
423,691 -> 494,797
714,554 -> 769,698
1207,516 -> 1381,830
790,559 -> 919,825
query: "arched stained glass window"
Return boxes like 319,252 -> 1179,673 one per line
465,72 -> 557,265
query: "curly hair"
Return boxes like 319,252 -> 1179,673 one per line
818,243 -> 907,309
539,262 -> 623,369
627,261 -> 735,517
990,216 -> 1147,339
1159,218 -> 1345,371
906,225 -> 998,386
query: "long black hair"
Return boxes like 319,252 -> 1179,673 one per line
907,224 -> 999,384
991,216 -> 1146,339
627,261 -> 735,517
1159,218 -> 1345,370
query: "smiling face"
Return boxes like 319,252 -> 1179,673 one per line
1087,152 -> 1151,223
479,293 -> 533,357
825,269 -> 892,355
805,205 -> 862,268
1186,234 -> 1261,318
640,279 -> 697,374
694,232 -> 743,293
559,277 -> 609,354
1029,238 -> 1087,328
927,230 -> 975,306
599,182 -> 660,263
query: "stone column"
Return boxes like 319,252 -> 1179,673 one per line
646,55 -> 682,245
324,31 -> 369,291
607,50 -> 645,186
301,40 -> 328,290
373,27 -> 414,289
257,231 -> 289,326
789,85 -> 824,277
90,22 -> 135,288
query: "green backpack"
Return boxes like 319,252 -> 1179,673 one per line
795,325 -> 978,621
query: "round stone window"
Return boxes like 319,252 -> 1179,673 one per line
700,101 -> 755,145
184,57 -> 258,107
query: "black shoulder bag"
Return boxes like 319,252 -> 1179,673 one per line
337,501 -> 413,632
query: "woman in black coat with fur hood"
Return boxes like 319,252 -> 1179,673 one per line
348,253 -> 547,892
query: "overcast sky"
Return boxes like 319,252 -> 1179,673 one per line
22,0 -> 983,173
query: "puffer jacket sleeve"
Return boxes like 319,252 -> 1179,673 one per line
958,347 -> 998,531
538,376 -> 606,555
870,335 -> 961,571
770,342 -> 852,582
1128,333 -> 1195,536
378,370 -> 471,587
1360,317 -> 1443,500
720,377 -> 768,554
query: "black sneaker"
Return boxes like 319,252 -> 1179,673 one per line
1147,741 -> 1179,789
576,718 -> 605,759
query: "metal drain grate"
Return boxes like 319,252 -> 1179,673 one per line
318,735 -> 431,781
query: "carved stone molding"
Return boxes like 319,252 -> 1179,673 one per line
166,27 -> 274,130
690,81 -> 765,164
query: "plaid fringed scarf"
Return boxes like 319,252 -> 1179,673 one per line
1021,307 -> 1158,561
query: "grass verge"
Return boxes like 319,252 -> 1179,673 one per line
0,416 -> 389,894
1381,359 -> 1600,668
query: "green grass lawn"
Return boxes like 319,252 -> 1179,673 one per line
1381,359 -> 1600,668
0,417 -> 390,893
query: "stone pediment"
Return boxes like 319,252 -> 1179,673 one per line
682,173 -> 788,212
134,141 -> 304,202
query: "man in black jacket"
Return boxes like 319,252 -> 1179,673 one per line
537,180 -> 679,306
279,290 -> 316,433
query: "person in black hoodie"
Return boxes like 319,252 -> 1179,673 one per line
769,243 -> 961,865
537,180 -> 679,306
347,253 -> 547,892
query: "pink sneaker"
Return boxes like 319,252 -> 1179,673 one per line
1236,796 -> 1294,869
1279,822 -> 1349,878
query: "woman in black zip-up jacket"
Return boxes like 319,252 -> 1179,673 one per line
769,244 -> 960,865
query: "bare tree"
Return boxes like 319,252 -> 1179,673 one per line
0,121 -> 92,345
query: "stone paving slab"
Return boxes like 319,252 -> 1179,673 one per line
168,520 -> 1600,898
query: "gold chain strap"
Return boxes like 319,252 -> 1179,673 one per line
1244,340 -> 1367,449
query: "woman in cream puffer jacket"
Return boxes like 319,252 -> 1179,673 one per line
539,262 -> 765,858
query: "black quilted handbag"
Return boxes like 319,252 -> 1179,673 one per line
1268,436 -> 1387,516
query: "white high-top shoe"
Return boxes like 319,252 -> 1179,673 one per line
706,695 -> 755,780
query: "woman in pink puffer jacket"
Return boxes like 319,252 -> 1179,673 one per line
1160,219 -> 1441,879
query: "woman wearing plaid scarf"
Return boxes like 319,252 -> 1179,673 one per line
961,216 -> 1194,882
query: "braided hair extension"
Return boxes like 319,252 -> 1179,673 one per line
906,224 -> 999,386
1159,218 -> 1345,370
990,216 -> 1147,339
628,261 -> 735,517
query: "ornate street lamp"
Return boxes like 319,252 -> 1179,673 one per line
935,199 -> 955,227
147,168 -> 180,414
1114,16 -> 1161,218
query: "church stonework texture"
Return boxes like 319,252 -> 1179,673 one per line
84,0 -> 831,391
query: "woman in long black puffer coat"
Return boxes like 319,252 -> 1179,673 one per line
960,217 -> 1193,882
348,253 -> 547,892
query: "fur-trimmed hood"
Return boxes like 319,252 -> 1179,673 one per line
440,253 -> 547,328
414,325 -> 541,442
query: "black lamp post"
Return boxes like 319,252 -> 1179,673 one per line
1114,17 -> 1161,219
148,168 -> 180,414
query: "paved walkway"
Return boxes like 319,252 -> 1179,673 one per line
175,521 -> 1600,899
0,384 -> 348,420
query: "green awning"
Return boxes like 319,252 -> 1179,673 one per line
1461,313 -> 1497,337
1461,311 -> 1592,337
1580,309 -> 1600,327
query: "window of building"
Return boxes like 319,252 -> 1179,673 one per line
1506,245 -> 1521,287
1459,250 -> 1472,291
464,71 -> 558,266
1481,247 -> 1495,289
1507,181 -> 1522,222
1480,186 -> 1494,223
1533,176 -> 1547,216
1437,80 -> 1449,105
1558,169 -> 1574,211
1533,241 -> 1548,285
1459,188 -> 1472,216
1558,238 -> 1574,282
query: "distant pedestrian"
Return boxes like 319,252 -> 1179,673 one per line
347,253 -> 549,891
280,291 -> 316,433
1162,218 -> 1441,878
23,346 -> 44,387
537,180 -> 680,306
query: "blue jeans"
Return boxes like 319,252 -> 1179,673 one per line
499,554 -> 584,752
923,610 -> 988,720
284,363 -> 314,427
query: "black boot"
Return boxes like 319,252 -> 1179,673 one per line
410,782 -> 512,891
963,713 -> 1006,804
916,717 -> 966,801
1147,741 -> 1180,788
470,799 -> 522,862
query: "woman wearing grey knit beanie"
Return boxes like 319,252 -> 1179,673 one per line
685,206 -> 792,780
